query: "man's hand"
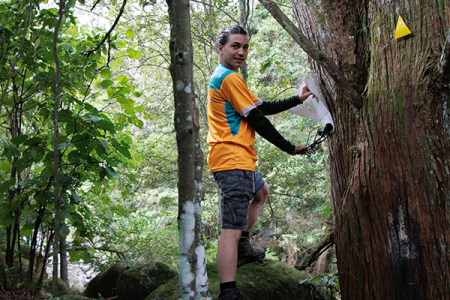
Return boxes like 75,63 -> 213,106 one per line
290,145 -> 308,155
298,85 -> 314,102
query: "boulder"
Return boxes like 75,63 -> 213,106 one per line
42,278 -> 70,296
116,262 -> 178,300
146,260 -> 333,300
83,262 -> 130,298
0,256 -> 30,284
60,296 -> 96,300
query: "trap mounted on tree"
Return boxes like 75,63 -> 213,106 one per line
290,73 -> 334,162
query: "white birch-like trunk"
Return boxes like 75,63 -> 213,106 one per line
166,0 -> 211,298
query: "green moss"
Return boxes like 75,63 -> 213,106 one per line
59,296 -> 95,300
117,262 -> 178,300
146,260 -> 330,300
42,278 -> 70,296
83,262 -> 130,298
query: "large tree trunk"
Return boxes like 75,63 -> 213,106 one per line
289,1 -> 450,299
166,0 -> 211,298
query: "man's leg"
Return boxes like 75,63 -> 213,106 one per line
217,229 -> 242,283
244,183 -> 269,232
237,182 -> 269,266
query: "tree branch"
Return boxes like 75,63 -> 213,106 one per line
85,0 -> 127,58
91,0 -> 101,11
68,246 -> 126,258
0,0 -> 34,115
191,0 -> 238,23
257,0 -> 363,109
296,230 -> 334,270
439,26 -> 450,80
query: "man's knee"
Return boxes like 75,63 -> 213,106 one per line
220,229 -> 243,242
253,183 -> 269,204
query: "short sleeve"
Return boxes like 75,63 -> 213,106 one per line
221,73 -> 260,117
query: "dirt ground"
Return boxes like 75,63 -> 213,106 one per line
0,289 -> 49,300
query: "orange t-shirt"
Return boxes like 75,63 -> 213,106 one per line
207,64 -> 263,172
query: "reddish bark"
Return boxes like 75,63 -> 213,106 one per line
290,1 -> 450,299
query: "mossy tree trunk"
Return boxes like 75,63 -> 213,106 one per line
166,0 -> 211,298
287,1 -> 450,299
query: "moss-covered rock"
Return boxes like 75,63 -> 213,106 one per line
116,262 -> 178,300
42,278 -> 70,296
146,260 -> 331,300
0,256 -> 30,284
83,262 -> 130,298
59,296 -> 96,300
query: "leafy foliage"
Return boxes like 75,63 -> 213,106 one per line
0,0 -> 333,292
0,0 -> 143,285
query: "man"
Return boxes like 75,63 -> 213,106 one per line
207,25 -> 313,300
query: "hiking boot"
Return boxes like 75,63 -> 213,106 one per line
237,236 -> 265,267
219,287 -> 251,300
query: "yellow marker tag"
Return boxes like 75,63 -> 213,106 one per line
395,15 -> 412,39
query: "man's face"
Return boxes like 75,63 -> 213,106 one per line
218,34 -> 249,71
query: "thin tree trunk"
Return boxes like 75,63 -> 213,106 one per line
166,0 -> 210,298
28,206 -> 43,282
0,235 -> 10,285
239,0 -> 249,82
38,231 -> 54,287
52,0 -> 65,296
60,235 -> 68,286
289,1 -> 450,299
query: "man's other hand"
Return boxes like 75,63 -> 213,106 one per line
299,85 -> 314,102
290,145 -> 308,155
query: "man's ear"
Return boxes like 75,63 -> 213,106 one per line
217,44 -> 223,54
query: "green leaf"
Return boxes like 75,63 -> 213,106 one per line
99,139 -> 110,151
105,165 -> 119,178
299,279 -> 310,285
85,65 -> 96,79
97,120 -> 115,133
125,29 -> 136,39
67,150 -> 79,163
60,223 -> 70,236
133,92 -> 142,97
277,65 -> 287,73
126,48 -> 136,59
21,228 -> 33,237
260,60 -> 271,73
134,50 -> 142,60
23,137 -> 43,145
100,68 -> 112,79
117,146 -> 131,159
0,178 -> 15,192
0,161 -> 12,172
100,79 -> 113,88
117,97 -> 134,112
70,188 -> 81,203
117,75 -> 128,84
58,142 -> 73,150
13,156 -> 33,173
134,153 -> 143,162
10,134 -> 29,144
116,40 -> 126,48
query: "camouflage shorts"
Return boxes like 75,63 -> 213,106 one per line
213,169 -> 265,229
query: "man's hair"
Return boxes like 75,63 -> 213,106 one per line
215,25 -> 247,53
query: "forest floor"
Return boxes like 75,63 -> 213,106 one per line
0,288 -> 49,300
